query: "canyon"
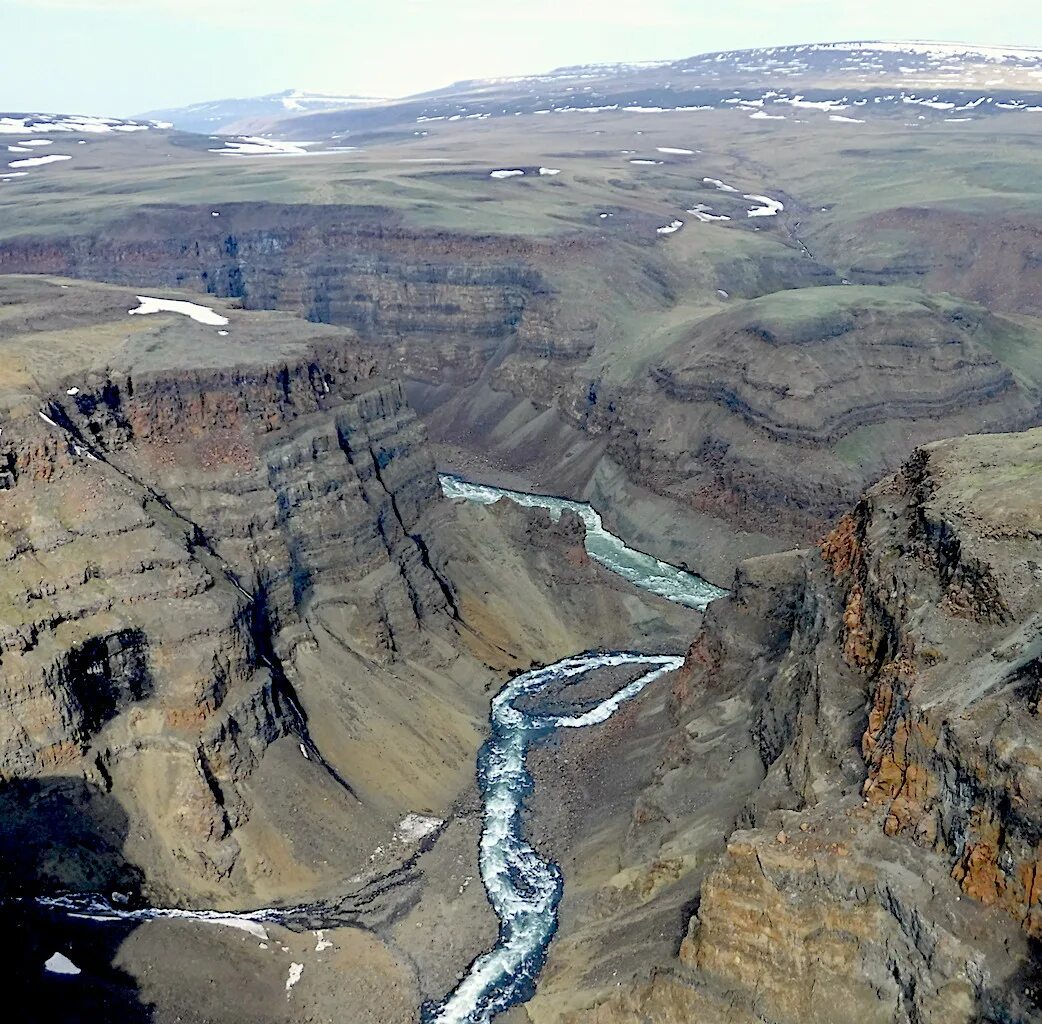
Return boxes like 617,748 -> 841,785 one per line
4,36 -> 1042,1024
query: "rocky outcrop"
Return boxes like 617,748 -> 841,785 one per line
0,276 -> 477,903
547,426 -> 1042,1023
486,287 -> 1042,542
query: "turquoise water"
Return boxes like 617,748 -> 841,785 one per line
440,474 -> 728,610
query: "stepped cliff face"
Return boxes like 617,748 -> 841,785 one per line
0,204 -> 598,388
0,202 -> 947,558
0,275 -> 696,921
531,426 -> 1042,1023
0,277 -> 467,903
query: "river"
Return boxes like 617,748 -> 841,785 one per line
439,474 -> 727,610
423,477 -> 725,1022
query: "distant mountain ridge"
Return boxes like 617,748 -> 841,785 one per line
138,88 -> 389,134
136,39 -> 1042,139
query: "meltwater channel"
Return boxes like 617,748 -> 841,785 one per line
424,476 -> 726,1023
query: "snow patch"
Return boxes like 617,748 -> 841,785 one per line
44,953 -> 81,976
537,167 -> 561,175
489,169 -> 524,178
209,918 -> 269,941
745,194 -> 784,217
703,177 -> 739,192
212,137 -> 312,157
128,296 -> 228,326
656,219 -> 684,235
8,154 -> 71,168
395,814 -> 443,843
656,147 -> 694,155
687,204 -> 730,222
286,963 -> 304,994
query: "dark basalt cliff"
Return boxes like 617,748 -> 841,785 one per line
547,426 -> 1042,1023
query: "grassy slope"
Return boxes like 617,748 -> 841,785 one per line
5,107 -> 1042,457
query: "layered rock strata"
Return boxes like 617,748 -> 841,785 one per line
538,426 -> 1042,1023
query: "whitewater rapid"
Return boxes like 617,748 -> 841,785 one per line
439,474 -> 727,610
421,652 -> 684,1024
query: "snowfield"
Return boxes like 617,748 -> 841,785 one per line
128,296 -> 229,326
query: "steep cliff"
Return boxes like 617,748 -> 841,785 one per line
528,426 -> 1042,1023
0,201 -> 895,565
0,276 -> 696,918
0,204 -> 598,388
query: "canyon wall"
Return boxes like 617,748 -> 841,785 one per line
536,426 -> 1042,1023
0,317 -> 470,903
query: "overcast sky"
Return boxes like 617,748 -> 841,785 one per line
4,0 -> 1042,115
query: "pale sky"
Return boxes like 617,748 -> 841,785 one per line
4,0 -> 1042,115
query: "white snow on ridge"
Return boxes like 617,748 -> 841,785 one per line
657,146 -> 694,154
286,963 -> 304,994
811,40 -> 1042,62
830,114 -> 866,123
750,110 -> 786,120
8,153 -> 71,168
280,89 -> 386,111
128,296 -> 229,326
777,95 -> 850,112
490,168 -> 524,178
656,219 -> 684,235
538,166 -> 561,175
211,136 -> 312,157
0,114 -> 154,135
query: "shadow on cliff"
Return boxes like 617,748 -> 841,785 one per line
0,775 -> 153,1023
